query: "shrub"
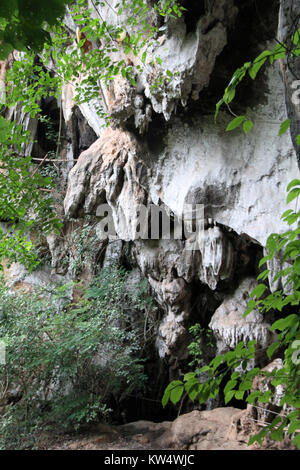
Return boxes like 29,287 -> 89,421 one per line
0,265 -> 153,449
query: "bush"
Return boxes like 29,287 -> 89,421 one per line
0,266 -> 153,449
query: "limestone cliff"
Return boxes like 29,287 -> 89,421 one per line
3,0 -> 299,422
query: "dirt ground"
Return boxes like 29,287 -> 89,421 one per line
42,407 -> 296,451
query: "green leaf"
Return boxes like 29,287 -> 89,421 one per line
292,28 -> 300,45
257,269 -> 270,281
161,386 -> 170,408
287,410 -> 300,420
224,379 -> 237,395
184,377 -> 200,401
244,299 -> 256,317
278,118 -> 291,136
288,420 -> 300,434
226,116 -> 246,131
231,371 -> 240,380
243,119 -> 253,134
162,380 -> 184,407
293,433 -> 300,450
170,383 -> 184,404
239,379 -> 253,391
224,87 -> 236,104
0,116 -> 12,141
270,43 -> 286,64
270,314 -> 299,332
225,390 -> 235,404
246,390 -> 263,404
258,254 -> 271,268
198,365 -> 211,373
287,187 -> 300,204
248,427 -> 269,446
270,426 -> 284,441
214,98 -> 224,121
281,209 -> 294,219
294,257 -> 300,275
224,350 -> 236,364
267,341 -> 280,359
235,390 -> 245,400
248,51 -> 271,79
184,372 -> 196,382
271,416 -> 282,428
287,179 -> 300,191
210,355 -> 224,371
250,284 -> 267,299
259,390 -> 272,403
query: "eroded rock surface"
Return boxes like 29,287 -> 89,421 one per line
64,127 -> 263,357
209,277 -> 275,355
3,0 -> 299,430
49,406 -> 294,450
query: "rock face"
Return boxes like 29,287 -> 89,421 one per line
147,74 -> 297,246
59,1 -> 299,368
140,0 -> 238,121
64,127 -> 149,238
278,0 -> 300,168
63,127 -> 263,358
62,61 -> 295,359
3,0 -> 299,426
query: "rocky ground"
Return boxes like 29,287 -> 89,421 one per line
44,407 -> 296,451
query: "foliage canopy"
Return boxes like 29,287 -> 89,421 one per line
0,0 -> 184,269
0,0 -> 70,58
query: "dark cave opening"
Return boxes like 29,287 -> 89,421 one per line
31,95 -> 61,161
31,100 -> 98,164
111,358 -> 179,424
181,0 -> 206,34
183,0 -> 280,117
144,110 -> 168,155
189,280 -> 224,330
69,106 -> 98,159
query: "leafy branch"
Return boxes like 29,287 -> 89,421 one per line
216,29 -> 300,136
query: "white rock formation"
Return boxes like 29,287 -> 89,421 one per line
63,58 -> 298,357
4,0 -> 297,362
148,70 -> 298,246
141,1 -> 237,120
209,277 -> 274,354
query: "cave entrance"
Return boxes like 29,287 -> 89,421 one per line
182,0 -> 206,34
31,95 -> 61,162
